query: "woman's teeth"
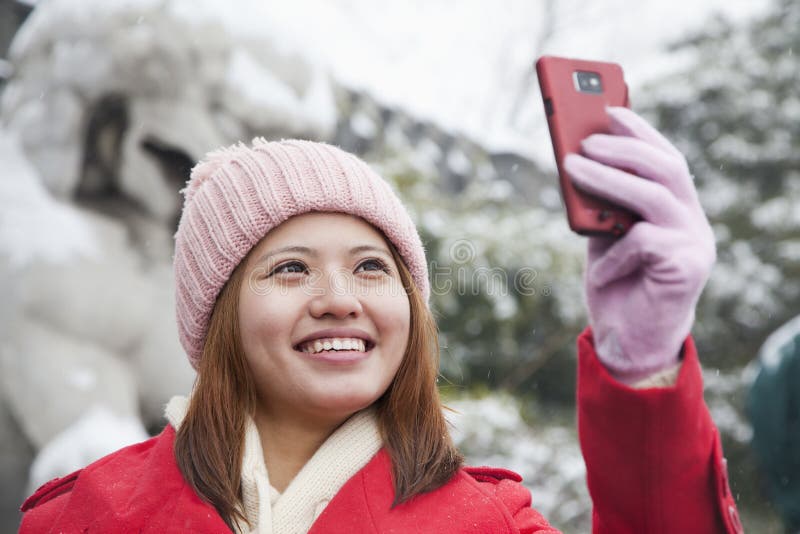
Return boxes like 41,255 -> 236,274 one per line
299,338 -> 367,354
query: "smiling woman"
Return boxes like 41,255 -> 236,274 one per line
174,211 -> 461,530
20,134 -> 741,533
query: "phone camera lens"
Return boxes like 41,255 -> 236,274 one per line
574,71 -> 603,94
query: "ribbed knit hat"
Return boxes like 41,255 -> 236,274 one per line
174,138 -> 429,369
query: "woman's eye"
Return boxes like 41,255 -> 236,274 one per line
269,259 -> 389,277
357,258 -> 390,274
271,261 -> 307,276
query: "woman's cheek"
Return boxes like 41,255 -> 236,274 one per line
239,295 -> 277,349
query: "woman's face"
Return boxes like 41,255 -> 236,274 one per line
238,212 -> 411,425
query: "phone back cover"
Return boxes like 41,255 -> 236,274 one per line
536,56 -> 635,235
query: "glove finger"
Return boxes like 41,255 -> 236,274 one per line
606,107 -> 685,161
588,222 -> 674,287
580,133 -> 697,205
564,154 -> 685,227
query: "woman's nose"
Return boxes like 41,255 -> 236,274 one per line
307,269 -> 364,319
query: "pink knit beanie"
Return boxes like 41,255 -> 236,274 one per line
174,138 -> 430,369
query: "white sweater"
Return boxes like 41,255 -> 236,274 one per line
165,396 -> 382,534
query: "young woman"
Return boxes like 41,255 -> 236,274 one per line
20,108 -> 743,533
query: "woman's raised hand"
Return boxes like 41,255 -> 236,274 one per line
563,107 -> 716,384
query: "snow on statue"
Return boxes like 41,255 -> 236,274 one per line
0,0 -> 338,516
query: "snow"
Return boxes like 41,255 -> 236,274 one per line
446,146 -> 472,176
224,44 -> 338,137
777,240 -> 800,263
702,368 -> 754,443
67,367 -> 98,392
751,196 -> 800,231
0,130 -> 96,268
27,405 -> 149,492
350,110 -> 377,139
227,46 -> 298,111
707,240 -> 784,326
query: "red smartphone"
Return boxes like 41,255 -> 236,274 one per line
535,55 -> 638,236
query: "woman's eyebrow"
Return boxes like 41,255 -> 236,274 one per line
256,244 -> 391,265
348,245 -> 392,257
256,245 -> 315,265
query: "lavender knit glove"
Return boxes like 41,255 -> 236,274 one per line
563,107 -> 716,384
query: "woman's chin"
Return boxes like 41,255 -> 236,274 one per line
306,391 -> 382,418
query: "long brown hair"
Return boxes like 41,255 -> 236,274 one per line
174,237 -> 462,529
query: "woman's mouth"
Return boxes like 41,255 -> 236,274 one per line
294,337 -> 375,363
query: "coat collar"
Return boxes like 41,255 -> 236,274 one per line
166,396 -> 382,533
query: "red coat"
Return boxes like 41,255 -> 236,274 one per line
20,329 -> 743,533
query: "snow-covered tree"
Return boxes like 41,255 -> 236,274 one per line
642,0 -> 800,369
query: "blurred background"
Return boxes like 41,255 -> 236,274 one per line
1,0 -> 797,531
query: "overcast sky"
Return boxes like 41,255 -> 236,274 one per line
183,0 -> 773,162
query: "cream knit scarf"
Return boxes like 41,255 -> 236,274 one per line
165,396 -> 382,534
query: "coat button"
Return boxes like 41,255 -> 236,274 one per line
720,458 -> 729,497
